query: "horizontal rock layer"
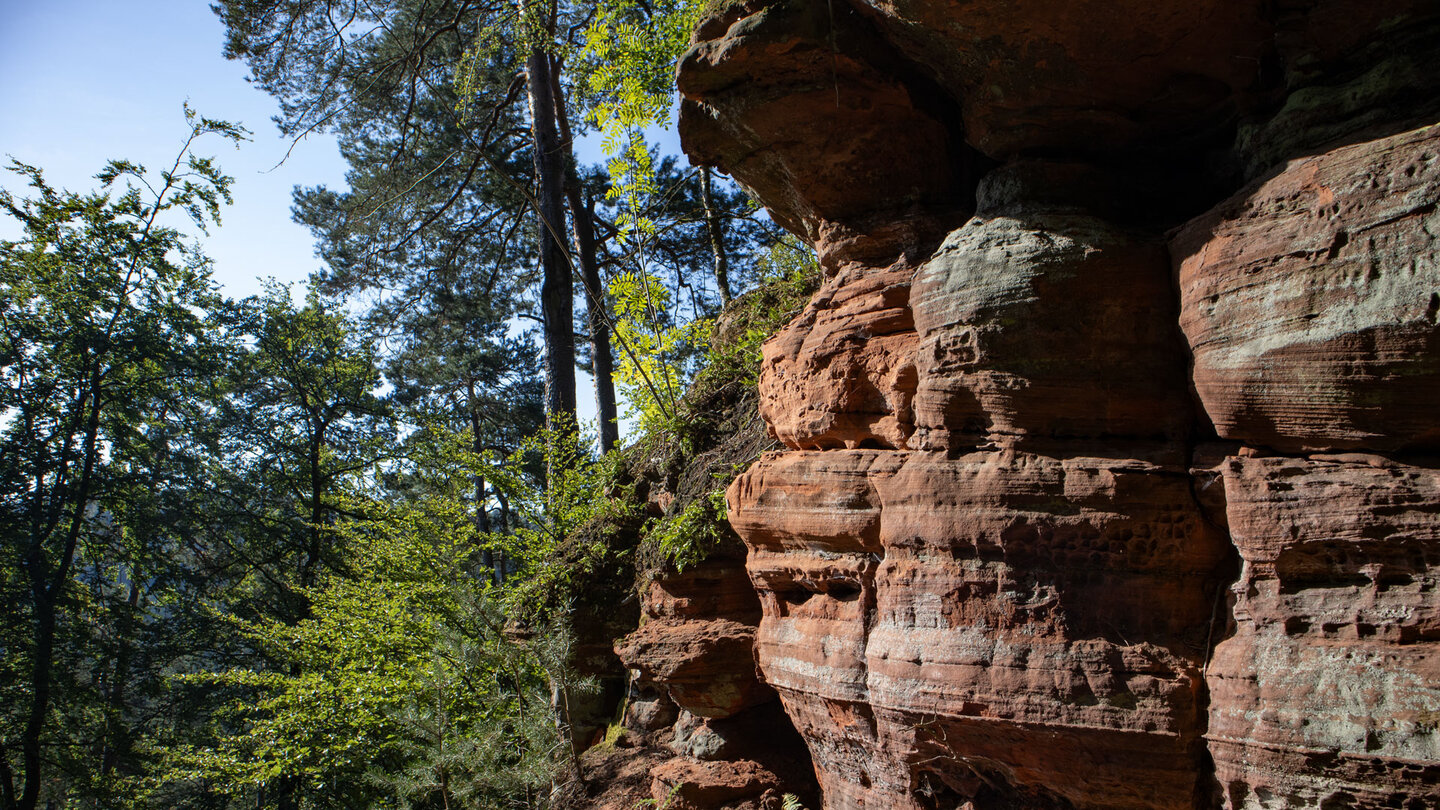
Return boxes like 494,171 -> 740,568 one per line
730,448 -> 1232,809
1207,455 -> 1440,808
1175,124 -> 1440,455
672,1 -> 1440,808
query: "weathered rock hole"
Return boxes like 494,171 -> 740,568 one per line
912,770 -> 972,810
782,588 -> 815,607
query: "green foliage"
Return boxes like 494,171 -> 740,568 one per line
481,420 -> 639,622
0,7 -> 827,807
645,488 -> 728,572
0,108 -> 246,810
581,0 -> 705,231
609,270 -> 713,434
693,233 -> 820,394
160,436 -> 571,809
213,284 -> 393,626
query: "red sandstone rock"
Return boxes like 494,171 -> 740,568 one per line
677,1 -> 971,249
757,263 -> 919,451
1175,125 -> 1440,454
728,449 -> 1232,808
613,557 -> 817,806
676,4 -> 1440,809
617,557 -> 772,719
726,450 -> 901,554
1207,455 -> 1440,808
849,0 -> 1269,159
910,200 -> 1189,452
650,758 -> 786,810
1238,1 -> 1440,175
643,558 -> 764,624
616,618 -> 771,718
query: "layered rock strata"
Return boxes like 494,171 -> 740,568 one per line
673,0 -> 1440,807
1174,125 -> 1440,455
615,549 -> 820,809
1176,126 -> 1440,808
1204,454 -> 1440,808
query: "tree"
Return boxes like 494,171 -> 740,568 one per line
217,288 -> 393,618
579,0 -> 703,222
379,283 -> 545,579
163,431 -> 573,810
591,153 -> 784,435
215,0 -> 594,438
0,109 -> 245,810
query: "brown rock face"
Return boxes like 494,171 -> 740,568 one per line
1207,455 -> 1440,807
910,195 -> 1189,451
651,758 -> 787,810
758,262 -> 920,451
678,0 -> 976,249
1236,1 -> 1440,176
617,559 -> 773,718
672,1 -> 1440,808
847,0 -> 1270,158
729,447 -> 1232,809
1175,124 -> 1440,455
613,548 -> 819,808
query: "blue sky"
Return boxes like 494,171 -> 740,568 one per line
0,0 -> 349,298
0,0 -> 689,434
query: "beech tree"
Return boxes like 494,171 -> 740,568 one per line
205,288 -> 393,627
165,454 -> 567,810
0,110 -> 244,810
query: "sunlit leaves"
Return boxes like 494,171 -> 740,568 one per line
608,270 -> 712,434
581,0 -> 704,235
161,451 -> 567,809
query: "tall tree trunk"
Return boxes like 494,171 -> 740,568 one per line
98,579 -> 142,781
575,192 -> 618,452
468,391 -> 495,574
275,775 -> 301,810
549,62 -> 619,452
495,488 -> 512,585
301,422 -> 325,591
1,741 -> 16,810
699,168 -> 732,306
525,40 -> 576,431
20,592 -> 59,810
20,364 -> 103,810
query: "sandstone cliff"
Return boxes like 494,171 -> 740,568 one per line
645,1 -> 1440,808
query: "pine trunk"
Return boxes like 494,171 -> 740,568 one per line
526,44 -> 576,430
700,168 -> 732,306
550,62 -> 619,452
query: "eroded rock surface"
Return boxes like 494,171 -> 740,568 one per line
847,0 -> 1271,158
665,0 -> 1440,808
758,263 -> 919,451
910,200 -> 1187,451
1206,455 -> 1440,808
1175,124 -> 1440,455
730,448 -> 1232,808
617,558 -> 773,718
